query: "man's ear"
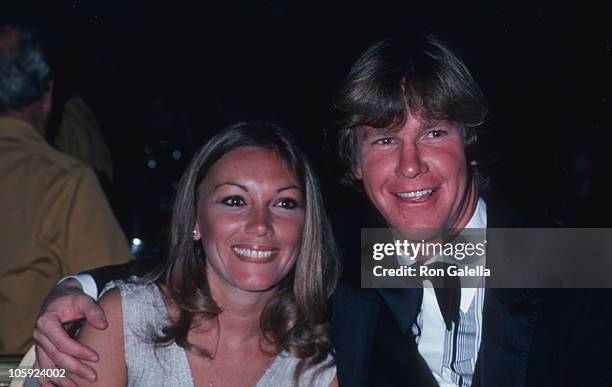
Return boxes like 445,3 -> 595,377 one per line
353,161 -> 363,180
42,80 -> 53,117
352,128 -> 365,180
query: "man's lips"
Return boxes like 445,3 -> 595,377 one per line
231,245 -> 279,263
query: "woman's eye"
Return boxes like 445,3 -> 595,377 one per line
275,198 -> 299,209
373,137 -> 394,145
221,196 -> 246,206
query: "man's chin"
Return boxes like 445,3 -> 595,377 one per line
389,225 -> 446,242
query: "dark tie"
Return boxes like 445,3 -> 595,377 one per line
419,261 -> 461,330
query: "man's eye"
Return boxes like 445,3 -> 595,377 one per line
373,137 -> 394,145
221,196 -> 246,206
275,198 -> 299,209
427,130 -> 447,138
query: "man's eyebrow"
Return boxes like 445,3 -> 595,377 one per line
277,184 -> 302,193
213,182 -> 248,191
361,127 -> 394,139
421,120 -> 455,130
422,121 -> 440,130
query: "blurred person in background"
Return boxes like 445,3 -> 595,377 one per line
0,22 -> 132,355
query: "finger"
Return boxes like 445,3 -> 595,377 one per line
38,379 -> 54,387
36,348 -> 77,387
39,373 -> 78,387
35,344 -> 56,375
38,314 -> 99,361
40,373 -> 79,387
79,298 -> 108,330
35,330 -> 97,382
45,292 -> 87,323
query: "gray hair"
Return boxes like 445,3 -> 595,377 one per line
0,25 -> 51,113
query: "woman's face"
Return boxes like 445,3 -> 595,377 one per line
195,146 -> 305,294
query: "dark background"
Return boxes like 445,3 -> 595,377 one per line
6,0 -> 611,258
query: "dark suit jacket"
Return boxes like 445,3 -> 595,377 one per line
331,200 -> 612,387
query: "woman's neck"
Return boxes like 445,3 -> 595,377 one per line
203,273 -> 276,349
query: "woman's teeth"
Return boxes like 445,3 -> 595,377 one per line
232,247 -> 276,258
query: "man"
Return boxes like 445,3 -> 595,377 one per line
31,35 -> 611,386
329,36 -> 611,387
0,24 -> 132,355
329,36 -> 488,387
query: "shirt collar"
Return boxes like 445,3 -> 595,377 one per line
464,197 -> 487,229
0,117 -> 46,144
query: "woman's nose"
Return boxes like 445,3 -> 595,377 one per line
245,207 -> 274,237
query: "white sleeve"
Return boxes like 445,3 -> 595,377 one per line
57,274 -> 99,300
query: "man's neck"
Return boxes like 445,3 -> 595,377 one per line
2,104 -> 45,134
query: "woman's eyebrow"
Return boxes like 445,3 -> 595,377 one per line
213,182 -> 302,193
213,182 -> 249,191
277,184 -> 302,193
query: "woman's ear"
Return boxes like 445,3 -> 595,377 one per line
192,223 -> 201,240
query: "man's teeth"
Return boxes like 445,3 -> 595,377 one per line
232,247 -> 275,258
396,189 -> 433,198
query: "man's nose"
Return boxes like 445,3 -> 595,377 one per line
245,206 -> 274,237
395,142 -> 428,178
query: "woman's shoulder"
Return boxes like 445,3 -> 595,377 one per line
114,282 -> 194,386
79,287 -> 123,336
97,287 -> 122,314
73,289 -> 127,386
101,277 -> 157,298
110,281 -> 170,329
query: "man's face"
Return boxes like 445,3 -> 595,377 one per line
354,114 -> 475,238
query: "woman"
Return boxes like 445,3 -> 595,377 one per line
73,122 -> 340,386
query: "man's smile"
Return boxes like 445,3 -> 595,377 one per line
392,188 -> 438,203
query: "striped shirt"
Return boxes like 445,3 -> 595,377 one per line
411,198 -> 487,387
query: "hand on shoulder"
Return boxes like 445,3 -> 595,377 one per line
72,288 -> 126,386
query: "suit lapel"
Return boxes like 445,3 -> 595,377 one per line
475,288 -> 542,387
377,288 -> 423,335
475,201 -> 541,386
333,282 -> 383,387
375,288 -> 441,387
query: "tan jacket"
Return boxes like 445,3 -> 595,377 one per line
0,117 -> 132,354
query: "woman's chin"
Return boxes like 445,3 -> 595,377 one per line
230,274 -> 285,293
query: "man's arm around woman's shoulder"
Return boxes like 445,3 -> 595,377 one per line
71,288 -> 126,386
